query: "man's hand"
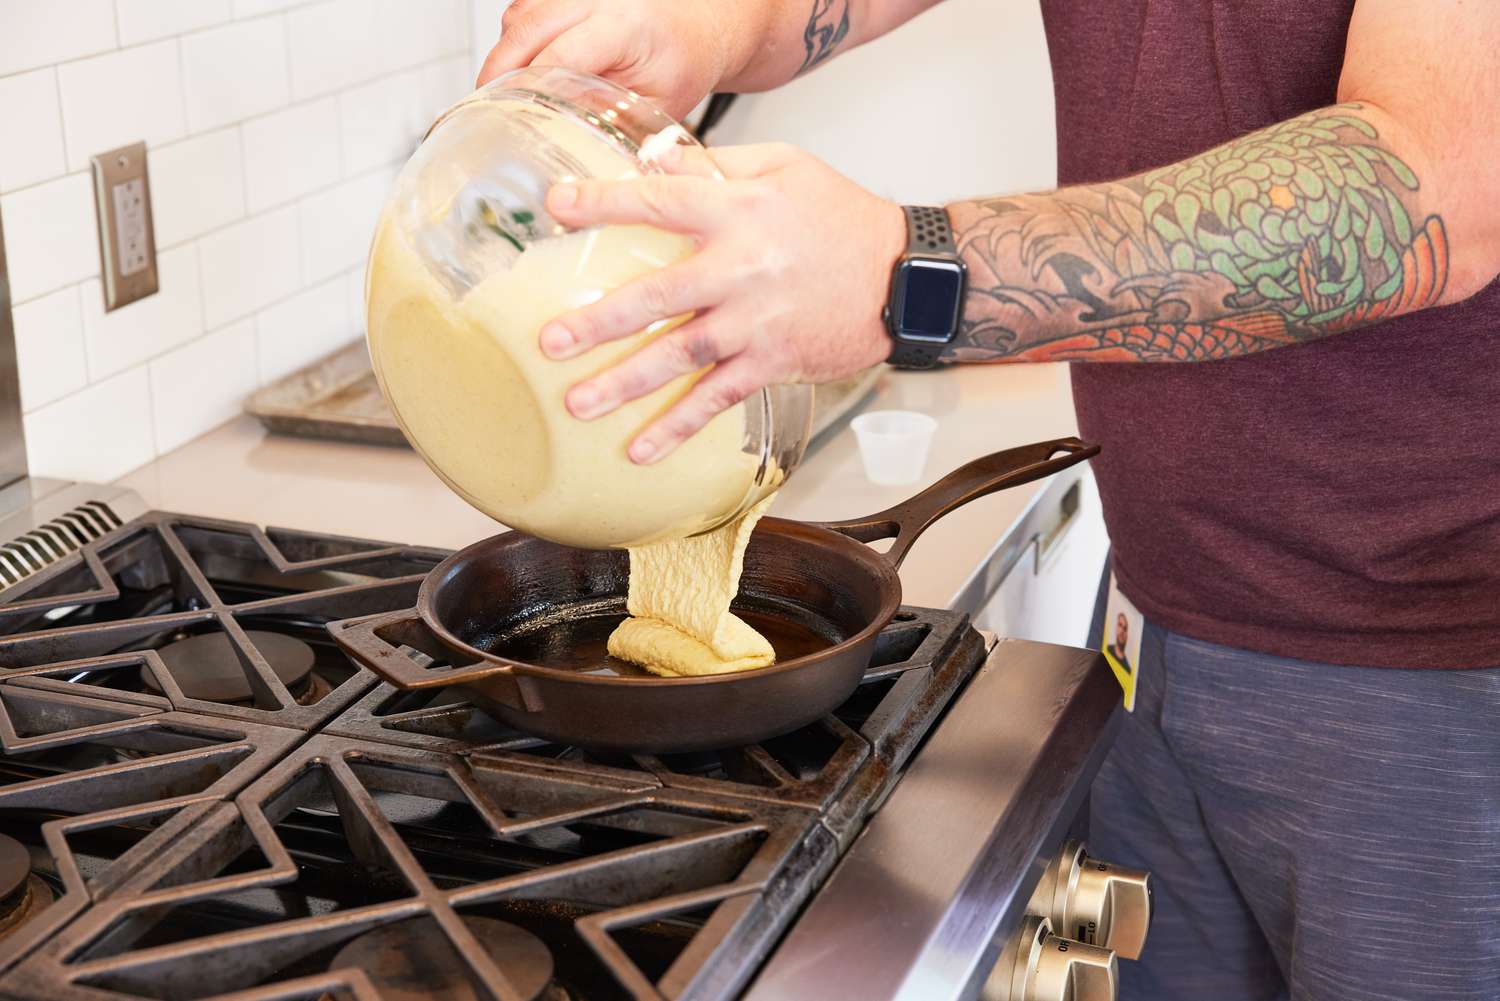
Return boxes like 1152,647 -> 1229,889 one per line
476,1 -> 760,119
477,1 -> 944,120
540,143 -> 905,464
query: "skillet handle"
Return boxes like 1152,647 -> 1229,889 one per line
330,609 -> 530,707
818,437 -> 1099,569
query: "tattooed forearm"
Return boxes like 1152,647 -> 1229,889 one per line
798,0 -> 850,74
944,104 -> 1448,363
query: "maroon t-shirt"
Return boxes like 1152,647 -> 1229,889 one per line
1039,1 -> 1500,668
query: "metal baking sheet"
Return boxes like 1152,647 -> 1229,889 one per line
245,342 -> 883,448
244,342 -> 406,446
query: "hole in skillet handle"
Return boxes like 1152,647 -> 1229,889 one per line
816,436 -> 1100,569
329,609 -> 510,691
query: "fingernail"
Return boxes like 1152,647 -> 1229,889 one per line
568,383 -> 607,419
629,438 -> 660,464
549,184 -> 577,211
539,323 -> 575,358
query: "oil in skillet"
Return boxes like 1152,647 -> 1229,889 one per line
485,606 -> 836,678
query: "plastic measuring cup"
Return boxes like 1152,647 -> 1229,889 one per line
851,410 -> 939,486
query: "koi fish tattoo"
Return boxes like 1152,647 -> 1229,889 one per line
798,0 -> 849,75
945,104 -> 1449,362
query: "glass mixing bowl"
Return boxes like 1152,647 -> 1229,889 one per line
365,67 -> 813,550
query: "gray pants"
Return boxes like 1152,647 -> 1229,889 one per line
1087,571 -> 1500,1000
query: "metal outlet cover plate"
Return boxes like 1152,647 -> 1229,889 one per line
90,142 -> 158,312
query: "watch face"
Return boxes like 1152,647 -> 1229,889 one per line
898,259 -> 964,341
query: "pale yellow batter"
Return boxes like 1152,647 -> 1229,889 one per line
366,99 -> 780,675
368,216 -> 775,550
607,495 -> 777,677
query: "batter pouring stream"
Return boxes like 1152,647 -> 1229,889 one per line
607,496 -> 778,677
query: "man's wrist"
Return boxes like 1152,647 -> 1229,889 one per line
719,0 -> 853,92
713,1 -> 789,90
865,200 -> 906,365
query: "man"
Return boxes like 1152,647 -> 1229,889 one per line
477,2 -> 1500,997
1108,612 -> 1132,675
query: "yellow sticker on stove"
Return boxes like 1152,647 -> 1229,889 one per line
1100,573 -> 1143,712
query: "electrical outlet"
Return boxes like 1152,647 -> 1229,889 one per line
90,142 -> 159,312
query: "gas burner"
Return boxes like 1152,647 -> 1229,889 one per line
144,630 -> 323,705
0,834 -> 54,941
326,916 -> 558,1001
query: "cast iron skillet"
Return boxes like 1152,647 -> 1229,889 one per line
333,437 -> 1097,753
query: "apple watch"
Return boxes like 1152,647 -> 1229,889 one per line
882,205 -> 967,369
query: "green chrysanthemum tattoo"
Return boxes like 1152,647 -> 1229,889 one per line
946,104 -> 1448,363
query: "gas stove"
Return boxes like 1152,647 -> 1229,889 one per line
0,511 -> 1141,1001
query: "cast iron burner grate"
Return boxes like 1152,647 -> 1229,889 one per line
0,513 -> 445,731
323,611 -> 986,845
0,683 -> 298,980
3,734 -> 837,1001
0,511 -> 992,1000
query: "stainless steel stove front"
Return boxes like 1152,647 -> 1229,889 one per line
746,638 -> 1141,1001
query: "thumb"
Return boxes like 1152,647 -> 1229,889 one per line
476,0 -> 586,87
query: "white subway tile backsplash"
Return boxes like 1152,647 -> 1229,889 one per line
0,70 -> 67,193
255,277 -> 357,384
232,0 -> 306,18
421,55 -> 475,121
81,245 -> 204,380
117,0 -> 233,46
1,173 -> 99,303
345,267 -> 367,334
56,40 -> 189,171
472,0 -> 503,75
150,129 -> 247,247
288,1 -> 379,100
199,206 -> 303,327
339,71 -> 428,176
182,18 -> 292,132
23,367 -> 156,483
0,0 -> 117,77
149,319 -> 259,452
376,0 -> 468,68
298,169 -> 391,283
8,3 -> 473,472
12,286 -> 87,412
242,98 -> 341,211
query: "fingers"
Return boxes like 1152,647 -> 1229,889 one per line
547,174 -> 730,233
531,18 -> 631,79
628,356 -> 770,464
707,142 -> 804,178
539,256 -> 728,359
563,315 -> 741,422
476,0 -> 586,86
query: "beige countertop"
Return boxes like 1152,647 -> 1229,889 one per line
118,362 -> 1081,610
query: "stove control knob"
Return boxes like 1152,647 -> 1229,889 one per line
1027,841 -> 1152,960
983,916 -> 1118,1001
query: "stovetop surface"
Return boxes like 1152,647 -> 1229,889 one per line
0,512 -> 989,1001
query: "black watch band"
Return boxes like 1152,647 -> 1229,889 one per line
905,205 -> 957,255
884,205 -> 965,369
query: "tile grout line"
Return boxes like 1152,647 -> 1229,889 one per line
49,66 -> 70,174
282,10 -> 296,101
1,6 -> 301,82
1,50 -> 466,202
8,157 -> 401,309
174,36 -> 192,150
23,262 -> 364,422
